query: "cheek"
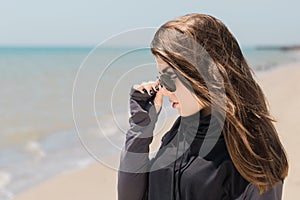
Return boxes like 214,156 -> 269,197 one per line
176,93 -> 191,106
174,81 -> 198,107
174,83 -> 190,104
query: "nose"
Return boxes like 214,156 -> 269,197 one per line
160,85 -> 173,96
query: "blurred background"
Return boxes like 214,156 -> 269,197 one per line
0,0 -> 299,199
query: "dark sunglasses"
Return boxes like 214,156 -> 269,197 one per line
156,73 -> 177,92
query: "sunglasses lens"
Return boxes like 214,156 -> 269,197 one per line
159,74 -> 176,92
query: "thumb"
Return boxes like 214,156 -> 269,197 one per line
153,89 -> 163,113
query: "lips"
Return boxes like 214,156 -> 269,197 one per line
169,99 -> 179,108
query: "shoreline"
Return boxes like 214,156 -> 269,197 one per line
12,116 -> 178,200
13,61 -> 300,200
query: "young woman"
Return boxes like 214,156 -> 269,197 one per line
118,13 -> 288,200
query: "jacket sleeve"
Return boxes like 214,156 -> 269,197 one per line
241,181 -> 283,200
117,86 -> 161,200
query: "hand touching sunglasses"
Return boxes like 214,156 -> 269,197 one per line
142,73 -> 177,96
157,73 -> 177,92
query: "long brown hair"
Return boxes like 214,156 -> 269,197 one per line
150,13 -> 288,194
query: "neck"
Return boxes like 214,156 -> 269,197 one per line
180,106 -> 211,121
200,106 -> 211,120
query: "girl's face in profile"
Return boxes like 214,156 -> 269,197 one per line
155,56 -> 203,117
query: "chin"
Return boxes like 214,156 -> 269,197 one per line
177,107 -> 182,114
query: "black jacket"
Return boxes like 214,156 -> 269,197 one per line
118,87 -> 283,200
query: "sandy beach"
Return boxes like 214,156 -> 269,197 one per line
14,62 -> 300,200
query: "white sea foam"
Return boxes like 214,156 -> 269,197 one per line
0,171 -> 11,189
0,189 -> 14,200
0,171 -> 14,200
24,141 -> 46,159
76,158 -> 95,169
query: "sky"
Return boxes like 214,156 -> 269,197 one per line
0,0 -> 299,47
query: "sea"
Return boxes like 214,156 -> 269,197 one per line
0,46 -> 299,199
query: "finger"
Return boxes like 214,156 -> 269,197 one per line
155,79 -> 161,90
136,85 -> 148,94
138,88 -> 145,94
149,82 -> 161,97
143,84 -> 153,94
137,86 -> 151,95
152,82 -> 159,92
137,88 -> 145,94
142,87 -> 154,96
151,82 -> 159,91
140,81 -> 155,87
146,80 -> 156,85
134,81 -> 157,95
133,84 -> 145,94
143,86 -> 153,96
